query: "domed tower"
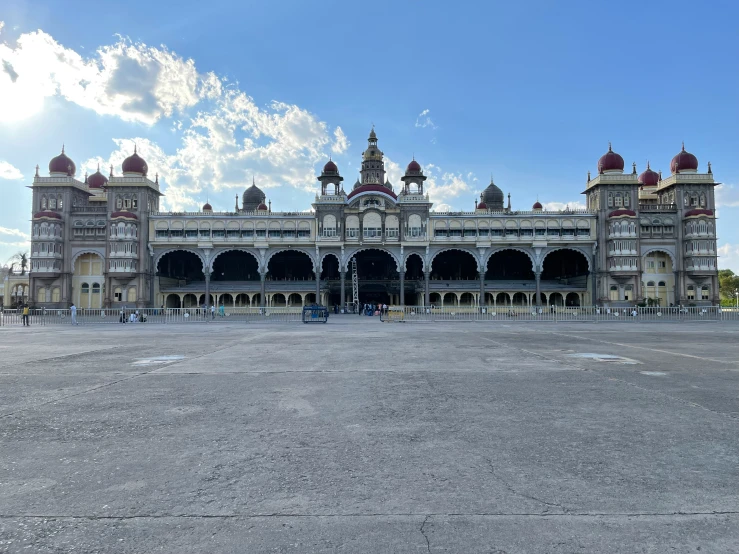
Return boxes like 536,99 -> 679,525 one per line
359,127 -> 387,188
317,158 -> 343,195
638,161 -> 660,187
242,177 -> 266,212
400,158 -> 426,195
480,177 -> 505,211
597,143 -> 625,174
121,145 -> 148,176
670,142 -> 699,174
48,146 -> 76,176
87,164 -> 108,190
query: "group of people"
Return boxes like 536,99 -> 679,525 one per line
360,303 -> 389,316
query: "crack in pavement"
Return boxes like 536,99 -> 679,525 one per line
485,458 -> 569,514
0,511 -> 737,520
420,514 -> 431,553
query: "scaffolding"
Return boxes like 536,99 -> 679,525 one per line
351,257 -> 359,310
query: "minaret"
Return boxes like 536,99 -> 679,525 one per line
360,126 -> 386,186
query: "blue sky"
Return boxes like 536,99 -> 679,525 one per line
1,0 -> 738,269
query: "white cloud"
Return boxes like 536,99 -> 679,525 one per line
0,161 -> 22,180
718,243 -> 739,272
415,108 -> 436,129
425,166 -> 473,212
0,227 -> 30,251
332,126 -> 349,154
541,201 -> 587,211
715,184 -> 739,208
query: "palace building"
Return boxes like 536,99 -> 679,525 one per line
27,130 -> 719,310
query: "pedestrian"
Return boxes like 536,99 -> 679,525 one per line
211,304 -> 216,319
70,303 -> 78,325
219,303 -> 225,317
22,304 -> 30,326
120,308 -> 126,323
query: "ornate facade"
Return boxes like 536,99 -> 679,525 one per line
27,131 -> 719,310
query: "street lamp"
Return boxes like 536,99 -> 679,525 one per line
735,288 -> 738,309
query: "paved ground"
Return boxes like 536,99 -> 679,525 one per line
1,318 -> 738,553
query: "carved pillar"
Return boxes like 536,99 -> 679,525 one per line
204,270 -> 211,310
424,271 -> 430,305
535,272 -> 542,307
260,272 -> 266,307
479,271 -> 485,306
340,269 -> 346,311
399,271 -> 405,305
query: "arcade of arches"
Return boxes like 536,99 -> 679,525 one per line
153,247 -> 592,309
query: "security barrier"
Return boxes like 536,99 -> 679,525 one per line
2,306 -> 738,326
302,305 -> 329,323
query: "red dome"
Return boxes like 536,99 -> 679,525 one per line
202,202 -> 213,211
256,203 -> 268,211
532,201 -> 543,210
110,211 -> 138,220
323,160 -> 338,173
638,162 -> 660,187
608,209 -> 636,218
121,148 -> 148,175
87,168 -> 108,189
671,143 -> 698,173
346,184 -> 398,200
597,144 -> 625,173
477,202 -> 488,210
33,211 -> 62,219
48,147 -> 76,176
684,209 -> 713,217
406,159 -> 421,173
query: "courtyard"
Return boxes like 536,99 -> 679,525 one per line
1,318 -> 738,553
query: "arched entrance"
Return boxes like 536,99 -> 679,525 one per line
642,250 -> 675,306
404,253 -> 424,305
431,250 -> 478,280
157,250 -> 205,281
486,250 -> 534,280
212,250 -> 259,281
268,250 -> 314,281
350,249 -> 398,305
542,249 -> 590,306
320,254 -> 341,307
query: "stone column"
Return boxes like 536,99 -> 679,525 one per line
340,269 -> 346,311
424,271 -> 430,305
260,272 -> 266,307
479,271 -> 485,306
535,272 -> 542,307
399,271 -> 405,306
674,270 -> 681,306
204,270 -> 211,310
315,271 -> 321,305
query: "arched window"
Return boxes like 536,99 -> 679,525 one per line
623,193 -> 629,207
609,285 -> 618,301
116,196 -> 122,209
647,281 -> 655,287
41,195 -> 47,209
127,287 -> 137,302
687,285 -> 695,300
37,287 -> 46,303
701,286 -> 709,300
58,195 -> 63,210
92,283 -> 101,295
52,287 -> 61,303
658,281 -> 666,287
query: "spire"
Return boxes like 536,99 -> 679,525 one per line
84,171 -> 88,184
134,143 -> 137,154
109,164 -> 114,178
35,164 -> 39,177
235,194 -> 239,211
155,172 -> 159,184
507,192 -> 511,211
587,170 -> 591,182
268,199 -> 272,213
707,161 -> 712,174
647,160 -> 650,170
97,162 -> 100,172
632,162 -> 637,174
608,141 -> 612,152
682,141 -> 685,152
61,144 -> 65,154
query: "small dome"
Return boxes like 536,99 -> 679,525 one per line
597,143 -> 625,173
638,162 -> 660,187
243,179 -> 266,207
87,166 -> 108,189
684,209 -> 713,218
110,210 -> 138,220
480,178 -> 504,210
608,209 -> 636,218
671,143 -> 699,174
121,147 -> 148,175
256,203 -> 268,211
323,159 -> 338,173
406,159 -> 421,173
202,202 -> 213,211
477,201 -> 488,210
48,146 -> 76,176
34,211 -> 62,219
533,201 -> 543,210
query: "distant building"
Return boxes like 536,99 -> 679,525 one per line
1,268 -> 29,308
27,132 -> 718,309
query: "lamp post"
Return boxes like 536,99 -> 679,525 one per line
735,288 -> 738,309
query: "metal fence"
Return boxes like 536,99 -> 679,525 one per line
378,306 -> 739,323
0,307 -> 305,326
2,306 -> 738,326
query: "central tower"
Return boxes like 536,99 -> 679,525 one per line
359,127 -> 386,186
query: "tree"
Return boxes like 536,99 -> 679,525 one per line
718,269 -> 739,305
8,252 -> 29,275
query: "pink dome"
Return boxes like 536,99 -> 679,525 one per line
477,201 -> 488,210
597,144 -> 625,173
87,167 -> 108,189
34,211 -> 62,219
532,201 -> 543,210
638,162 -> 660,187
671,144 -> 699,173
121,147 -> 148,175
202,202 -> 213,211
323,159 -> 338,173
48,146 -> 76,176
256,203 -> 268,211
406,159 -> 421,173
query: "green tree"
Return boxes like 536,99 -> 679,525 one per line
719,269 -> 739,305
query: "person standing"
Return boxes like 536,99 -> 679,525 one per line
219,303 -> 225,317
211,304 -> 216,319
70,303 -> 78,325
22,304 -> 30,326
